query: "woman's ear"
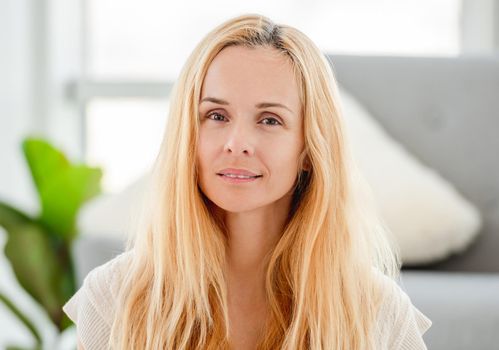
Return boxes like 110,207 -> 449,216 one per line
302,156 -> 311,172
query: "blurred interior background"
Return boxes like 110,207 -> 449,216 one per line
1,0 -> 498,349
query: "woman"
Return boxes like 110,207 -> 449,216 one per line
63,13 -> 432,349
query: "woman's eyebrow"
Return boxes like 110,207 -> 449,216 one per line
200,97 -> 293,114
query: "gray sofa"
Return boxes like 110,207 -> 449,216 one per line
330,54 -> 499,350
74,54 -> 499,349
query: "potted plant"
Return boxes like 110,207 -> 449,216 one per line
0,136 -> 102,350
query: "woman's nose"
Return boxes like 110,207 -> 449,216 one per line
223,123 -> 255,156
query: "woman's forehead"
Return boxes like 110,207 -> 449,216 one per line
200,46 -> 300,113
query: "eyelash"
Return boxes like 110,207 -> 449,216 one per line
206,112 -> 282,126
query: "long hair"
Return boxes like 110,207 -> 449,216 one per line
109,13 -> 401,349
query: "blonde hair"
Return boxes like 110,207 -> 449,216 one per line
109,13 -> 401,349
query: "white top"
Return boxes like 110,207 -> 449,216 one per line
63,251 -> 432,349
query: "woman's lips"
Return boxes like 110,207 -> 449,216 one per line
217,168 -> 261,176
217,173 -> 262,183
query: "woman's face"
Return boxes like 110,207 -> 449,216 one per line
196,45 -> 304,213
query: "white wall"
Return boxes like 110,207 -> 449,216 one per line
0,0 -> 39,215
461,0 -> 499,54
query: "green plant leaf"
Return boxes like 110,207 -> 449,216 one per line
0,202 -> 75,330
0,292 -> 42,346
22,137 -> 102,241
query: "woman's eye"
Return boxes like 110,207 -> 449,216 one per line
260,117 -> 282,126
207,112 -> 226,122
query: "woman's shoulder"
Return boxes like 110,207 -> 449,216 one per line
62,249 -> 134,349
372,267 -> 432,349
83,249 -> 135,302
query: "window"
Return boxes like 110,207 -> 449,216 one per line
85,98 -> 169,192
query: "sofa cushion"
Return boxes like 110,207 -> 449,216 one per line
339,86 -> 482,265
